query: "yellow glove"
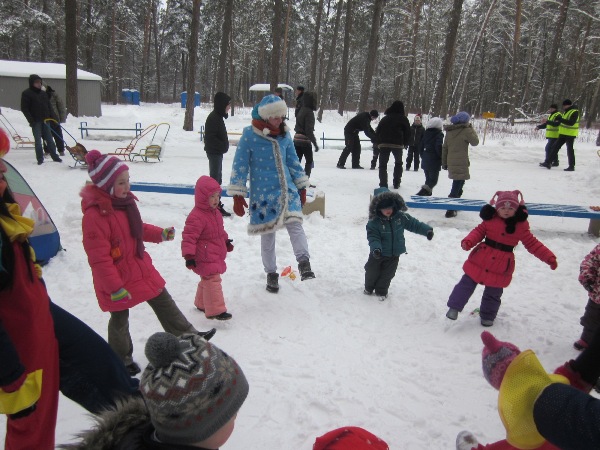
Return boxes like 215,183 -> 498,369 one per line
0,369 -> 42,415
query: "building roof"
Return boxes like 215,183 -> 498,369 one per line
0,60 -> 102,81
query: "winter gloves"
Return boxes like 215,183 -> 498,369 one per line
372,249 -> 382,259
161,227 -> 175,241
427,230 -> 434,240
461,240 -> 473,251
111,288 -> 132,302
299,189 -> 307,207
547,256 -> 558,270
233,196 -> 248,217
185,258 -> 196,269
226,239 -> 234,252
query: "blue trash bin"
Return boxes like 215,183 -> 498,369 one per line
181,91 -> 201,108
121,89 -> 132,104
131,89 -> 140,105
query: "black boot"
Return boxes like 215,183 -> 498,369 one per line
298,260 -> 315,281
266,272 -> 279,293
218,202 -> 231,217
126,362 -> 141,376
197,328 -> 217,341
416,185 -> 432,196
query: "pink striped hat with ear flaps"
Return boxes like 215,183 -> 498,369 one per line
86,150 -> 129,195
490,190 -> 524,211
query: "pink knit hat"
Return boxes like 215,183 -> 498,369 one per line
490,190 -> 523,211
481,331 -> 521,390
86,150 -> 129,194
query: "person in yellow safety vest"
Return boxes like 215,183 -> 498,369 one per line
536,103 -> 562,167
540,99 -> 579,171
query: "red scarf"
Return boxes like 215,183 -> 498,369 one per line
252,119 -> 281,136
111,194 -> 145,259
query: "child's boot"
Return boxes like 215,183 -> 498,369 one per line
480,318 -> 494,327
456,431 -> 479,450
446,308 -> 459,320
208,312 -> 233,321
298,260 -> 315,281
416,185 -> 432,196
266,272 -> 279,293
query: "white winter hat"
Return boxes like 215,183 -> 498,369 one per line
426,117 -> 444,130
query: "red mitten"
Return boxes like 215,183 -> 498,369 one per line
226,239 -> 234,252
233,196 -> 248,217
547,256 -> 558,270
554,361 -> 593,393
299,189 -> 307,207
461,240 -> 472,251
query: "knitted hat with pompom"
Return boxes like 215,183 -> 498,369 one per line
450,111 -> 471,124
481,331 -> 521,390
85,150 -> 128,195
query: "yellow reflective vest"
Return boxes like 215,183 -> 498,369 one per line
559,107 -> 579,137
545,111 -> 561,139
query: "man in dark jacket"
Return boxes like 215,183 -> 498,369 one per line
406,114 -> 424,171
204,92 -> 232,216
337,110 -> 378,169
375,101 -> 410,188
295,85 -> 305,117
20,74 -> 62,165
293,91 -> 319,178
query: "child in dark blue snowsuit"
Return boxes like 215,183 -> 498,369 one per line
365,191 -> 433,300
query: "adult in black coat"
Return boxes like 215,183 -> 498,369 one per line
204,92 -> 231,216
20,74 -> 62,165
406,115 -> 424,171
374,101 -> 410,188
294,85 -> 305,117
337,110 -> 378,169
293,91 -> 319,178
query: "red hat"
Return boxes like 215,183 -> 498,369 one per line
490,190 -> 523,211
313,427 -> 389,450
0,128 -> 10,158
481,331 -> 521,390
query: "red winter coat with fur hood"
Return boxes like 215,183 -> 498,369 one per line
181,176 -> 229,277
462,206 -> 555,288
81,185 -> 166,312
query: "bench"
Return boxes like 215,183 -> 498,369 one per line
80,121 -> 143,139
405,196 -> 600,237
130,182 -> 325,217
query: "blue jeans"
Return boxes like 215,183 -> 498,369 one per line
449,179 -> 465,198
31,121 -> 58,162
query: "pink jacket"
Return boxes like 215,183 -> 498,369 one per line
580,243 -> 600,304
81,185 -> 166,312
462,215 -> 555,288
181,176 -> 229,277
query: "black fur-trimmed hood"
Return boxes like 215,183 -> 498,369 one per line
369,191 -> 407,219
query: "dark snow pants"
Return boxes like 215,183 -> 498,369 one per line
364,254 -> 399,296
295,141 -> 314,177
378,146 -> 403,188
447,274 -> 503,321
338,132 -> 361,168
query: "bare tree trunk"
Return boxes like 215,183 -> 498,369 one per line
110,2 -> 117,104
152,0 -> 161,102
337,0 -> 353,116
216,0 -> 234,92
309,0 -> 324,90
280,0 -> 292,82
455,0 -> 498,112
85,0 -> 94,71
406,0 -> 423,108
537,0 -> 570,110
140,4 -> 151,101
229,21 -> 235,116
429,0 -> 464,117
65,0 -> 78,116
507,0 -> 522,125
269,0 -> 283,92
317,0 -> 343,122
183,0 -> 202,131
586,78 -> 600,128
357,0 -> 384,112
41,0 -> 49,61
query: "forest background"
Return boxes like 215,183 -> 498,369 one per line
1,0 -> 599,128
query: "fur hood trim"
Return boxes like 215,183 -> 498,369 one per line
369,191 -> 407,219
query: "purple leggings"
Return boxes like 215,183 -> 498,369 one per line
447,274 -> 503,321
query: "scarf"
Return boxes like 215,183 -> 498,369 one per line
0,203 -> 34,243
112,194 -> 145,259
252,119 -> 281,136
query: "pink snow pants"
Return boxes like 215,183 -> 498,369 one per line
194,274 -> 227,317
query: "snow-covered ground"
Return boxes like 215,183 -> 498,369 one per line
0,102 -> 599,449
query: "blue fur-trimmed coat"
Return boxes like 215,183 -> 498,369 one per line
227,125 -> 309,235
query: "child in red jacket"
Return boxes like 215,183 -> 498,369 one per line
445,190 -> 557,327
573,243 -> 600,350
182,176 -> 233,320
81,151 -> 215,375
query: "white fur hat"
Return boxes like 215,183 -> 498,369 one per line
256,94 -> 287,120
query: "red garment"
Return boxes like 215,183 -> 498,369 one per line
181,176 -> 229,277
0,240 -> 59,450
81,185 -> 166,312
579,243 -> 600,304
313,427 -> 389,450
462,215 -> 555,288
472,439 -> 558,449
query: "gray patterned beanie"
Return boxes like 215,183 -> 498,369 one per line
141,332 -> 249,445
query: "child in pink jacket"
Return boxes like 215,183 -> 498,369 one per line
81,151 -> 215,375
573,243 -> 600,350
182,176 -> 233,320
